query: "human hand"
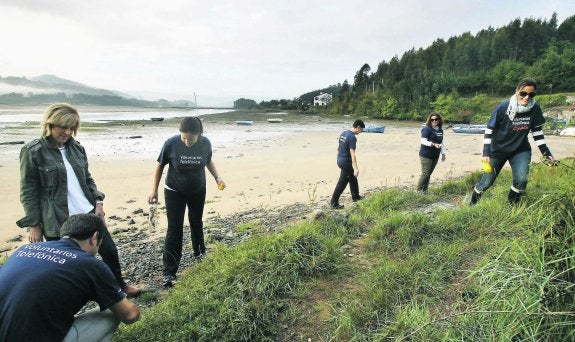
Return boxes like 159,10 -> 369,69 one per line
95,203 -> 105,219
546,155 -> 558,166
353,168 -> 359,177
148,192 -> 158,204
28,225 -> 43,243
217,178 -> 226,190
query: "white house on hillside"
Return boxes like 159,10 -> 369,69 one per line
313,92 -> 333,106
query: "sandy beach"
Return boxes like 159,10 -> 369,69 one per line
1,107 -> 575,255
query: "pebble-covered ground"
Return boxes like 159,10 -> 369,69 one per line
111,201 -> 314,292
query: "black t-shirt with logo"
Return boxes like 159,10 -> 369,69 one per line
419,125 -> 444,159
487,101 -> 545,158
158,135 -> 213,194
0,239 -> 124,341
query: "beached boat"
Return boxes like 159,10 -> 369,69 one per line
452,124 -> 486,134
560,127 -> 575,136
150,117 -> 164,121
363,125 -> 385,133
236,120 -> 254,126
267,118 -> 283,123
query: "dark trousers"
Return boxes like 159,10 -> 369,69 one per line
330,160 -> 360,205
163,188 -> 206,277
417,156 -> 439,193
47,222 -> 126,288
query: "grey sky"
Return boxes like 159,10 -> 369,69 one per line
0,1 -> 572,104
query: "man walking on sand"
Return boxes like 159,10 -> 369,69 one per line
330,119 -> 365,209
0,214 -> 140,342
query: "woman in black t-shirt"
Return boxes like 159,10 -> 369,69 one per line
469,78 -> 556,205
148,117 -> 225,287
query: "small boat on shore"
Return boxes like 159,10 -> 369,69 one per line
150,117 -> 164,121
267,118 -> 283,123
452,124 -> 486,134
560,127 -> 575,136
236,120 -> 254,126
363,125 -> 385,133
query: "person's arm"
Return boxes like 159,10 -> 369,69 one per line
17,145 -> 44,242
420,128 -> 441,149
531,124 -> 555,163
420,127 -> 434,147
148,162 -> 165,203
350,148 -> 359,177
109,298 -> 140,324
482,103 -> 503,163
206,160 -> 225,188
440,142 -> 447,161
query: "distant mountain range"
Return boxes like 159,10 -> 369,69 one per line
0,74 -> 203,107
0,74 -> 130,97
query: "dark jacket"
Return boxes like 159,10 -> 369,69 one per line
17,137 -> 104,238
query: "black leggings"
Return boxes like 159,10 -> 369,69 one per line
163,188 -> 206,277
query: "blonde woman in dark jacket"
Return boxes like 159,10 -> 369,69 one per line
17,103 -> 140,297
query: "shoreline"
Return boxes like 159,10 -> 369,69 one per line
2,110 -> 575,255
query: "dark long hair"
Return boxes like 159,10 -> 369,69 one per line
179,116 -> 203,135
515,77 -> 537,92
425,113 -> 443,127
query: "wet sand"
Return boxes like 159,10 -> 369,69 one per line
1,109 -> 574,254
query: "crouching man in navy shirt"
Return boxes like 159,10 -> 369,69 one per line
0,213 -> 140,342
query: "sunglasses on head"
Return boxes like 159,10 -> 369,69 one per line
518,91 -> 536,98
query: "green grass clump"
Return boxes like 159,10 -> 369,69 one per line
115,224 -> 343,341
114,158 -> 575,341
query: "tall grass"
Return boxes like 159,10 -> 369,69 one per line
116,223 -> 344,341
114,158 -> 575,341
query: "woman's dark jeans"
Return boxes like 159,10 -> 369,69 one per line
475,150 -> 531,193
330,159 -> 360,206
417,156 -> 439,193
163,188 -> 206,277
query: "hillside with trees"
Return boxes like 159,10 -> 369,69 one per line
315,13 -> 575,122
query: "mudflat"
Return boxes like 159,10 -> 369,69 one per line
1,108 -> 574,254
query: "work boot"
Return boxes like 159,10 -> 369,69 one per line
470,189 -> 482,205
508,189 -> 521,205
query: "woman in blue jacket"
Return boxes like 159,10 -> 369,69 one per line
417,113 -> 446,193
470,78 -> 556,205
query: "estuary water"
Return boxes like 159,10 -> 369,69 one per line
0,107 -> 231,124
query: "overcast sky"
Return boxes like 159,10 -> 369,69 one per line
0,1 -> 573,105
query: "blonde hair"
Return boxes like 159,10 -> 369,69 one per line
41,103 -> 80,138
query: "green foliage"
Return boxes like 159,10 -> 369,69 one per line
319,14 -> 575,121
233,98 -> 258,109
529,41 -> 575,92
537,93 -> 568,108
490,59 -> 529,94
328,159 -> 575,340
115,159 -> 575,340
431,92 -> 497,123
115,224 -> 343,341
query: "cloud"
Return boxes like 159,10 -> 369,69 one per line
0,0 -> 573,103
